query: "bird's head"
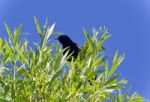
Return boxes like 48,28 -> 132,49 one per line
57,35 -> 75,46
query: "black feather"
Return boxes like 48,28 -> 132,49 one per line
58,35 -> 81,61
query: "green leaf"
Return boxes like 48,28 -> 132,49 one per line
52,31 -> 63,35
113,51 -> 118,64
14,24 -> 22,45
0,38 -> 3,48
15,47 -> 27,64
92,55 -> 107,68
0,98 -> 9,102
4,40 -> 13,54
104,62 -> 109,80
105,74 -> 120,85
82,28 -> 91,41
108,51 -> 125,77
34,16 -> 42,37
82,28 -> 93,45
122,87 -> 131,102
83,57 -> 93,75
128,93 -> 144,102
87,70 -> 104,79
44,44 -> 54,53
118,79 -> 128,85
4,22 -> 13,41
41,23 -> 55,48
96,29 -> 111,52
49,69 -> 64,85
16,67 -> 30,79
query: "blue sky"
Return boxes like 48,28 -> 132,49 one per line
0,0 -> 150,100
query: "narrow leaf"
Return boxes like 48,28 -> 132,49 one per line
41,23 -> 55,48
4,23 -> 13,41
34,16 -> 42,37
14,24 -> 22,45
108,52 -> 124,77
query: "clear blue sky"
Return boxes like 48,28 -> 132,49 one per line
0,0 -> 150,100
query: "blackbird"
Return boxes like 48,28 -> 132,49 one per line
57,35 -> 81,61
57,35 -> 97,85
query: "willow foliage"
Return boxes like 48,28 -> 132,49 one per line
0,17 -> 144,102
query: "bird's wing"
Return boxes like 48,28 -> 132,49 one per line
75,44 -> 81,52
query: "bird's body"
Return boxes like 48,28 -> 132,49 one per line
57,35 -> 96,85
57,35 -> 81,61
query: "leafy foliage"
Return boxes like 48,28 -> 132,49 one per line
0,17 -> 145,102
